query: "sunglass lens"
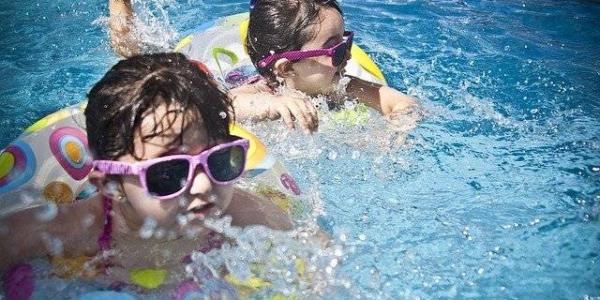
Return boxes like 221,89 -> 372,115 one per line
146,159 -> 190,197
207,145 -> 246,182
333,44 -> 347,66
346,35 -> 353,51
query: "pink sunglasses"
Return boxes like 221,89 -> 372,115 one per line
93,138 -> 249,200
258,31 -> 354,68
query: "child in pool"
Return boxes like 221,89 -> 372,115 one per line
107,0 -> 418,134
0,53 -> 292,285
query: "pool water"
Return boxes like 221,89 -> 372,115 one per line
1,0 -> 599,299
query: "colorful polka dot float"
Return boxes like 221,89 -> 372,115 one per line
0,141 -> 36,194
49,127 -> 92,180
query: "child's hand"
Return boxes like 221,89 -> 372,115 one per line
231,92 -> 319,134
266,93 -> 318,133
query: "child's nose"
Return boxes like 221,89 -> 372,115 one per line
188,167 -> 213,195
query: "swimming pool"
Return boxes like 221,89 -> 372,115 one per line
1,0 -> 599,298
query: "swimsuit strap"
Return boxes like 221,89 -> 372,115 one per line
98,196 -> 113,251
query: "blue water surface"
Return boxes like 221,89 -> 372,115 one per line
1,0 -> 599,299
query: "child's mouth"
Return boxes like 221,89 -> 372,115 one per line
187,203 -> 216,219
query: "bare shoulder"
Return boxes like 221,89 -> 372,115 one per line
226,188 -> 293,231
56,195 -> 106,255
0,195 -> 104,270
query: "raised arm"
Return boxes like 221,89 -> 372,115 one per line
108,0 -> 139,57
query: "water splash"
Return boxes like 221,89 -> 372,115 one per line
93,0 -> 179,53
139,217 -> 158,239
186,216 -> 356,298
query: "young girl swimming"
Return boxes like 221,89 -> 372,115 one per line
0,53 -> 292,285
234,0 -> 418,130
107,0 -> 418,133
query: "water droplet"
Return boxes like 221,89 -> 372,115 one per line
154,228 -> 166,239
184,226 -> 202,239
81,214 -> 95,228
36,203 -> 58,221
334,247 -> 343,257
176,213 -> 188,226
176,144 -> 189,154
42,233 -> 64,256
105,181 -> 120,198
361,213 -> 369,223
329,258 -> 339,268
208,194 -> 218,203
327,150 -> 338,160
139,217 -> 157,239
178,196 -> 188,208
20,193 -> 36,206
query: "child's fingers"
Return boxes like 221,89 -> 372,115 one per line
287,97 -> 316,133
294,100 -> 319,133
276,105 -> 295,129
303,99 -> 319,131
286,102 -> 312,132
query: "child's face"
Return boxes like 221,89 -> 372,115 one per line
113,103 -> 234,231
285,6 -> 347,95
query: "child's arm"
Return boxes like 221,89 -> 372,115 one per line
108,0 -> 139,57
229,85 -> 319,133
0,197 -> 104,271
226,188 -> 293,231
346,75 -> 418,117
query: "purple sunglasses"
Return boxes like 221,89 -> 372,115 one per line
93,138 -> 249,200
257,31 -> 354,68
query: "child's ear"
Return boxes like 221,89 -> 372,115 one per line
273,58 -> 296,78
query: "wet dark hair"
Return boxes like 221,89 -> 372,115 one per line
86,52 -> 233,160
246,0 -> 342,84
